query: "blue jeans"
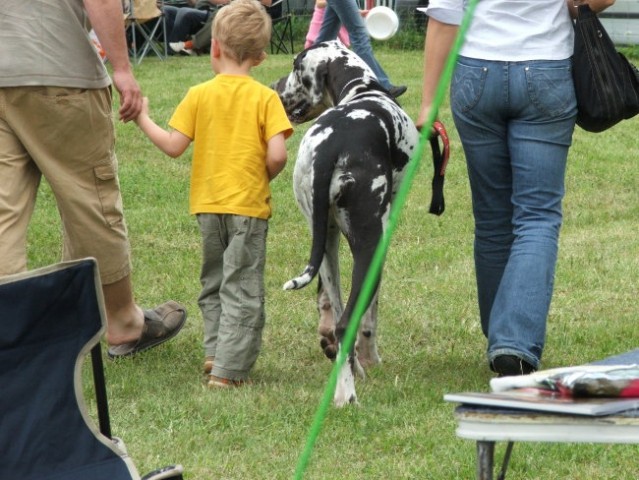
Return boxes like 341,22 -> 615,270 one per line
315,0 -> 392,89
450,56 -> 577,369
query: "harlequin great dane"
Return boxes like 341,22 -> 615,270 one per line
273,41 -> 449,407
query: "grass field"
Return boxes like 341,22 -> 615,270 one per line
26,44 -> 639,479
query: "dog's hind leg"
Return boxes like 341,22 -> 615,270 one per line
317,280 -> 338,361
356,289 -> 381,368
317,220 -> 343,360
317,278 -> 334,340
334,348 -> 359,407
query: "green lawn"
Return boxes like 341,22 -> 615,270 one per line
26,47 -> 639,479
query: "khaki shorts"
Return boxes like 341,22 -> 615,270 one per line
0,86 -> 131,284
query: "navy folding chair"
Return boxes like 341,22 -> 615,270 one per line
0,259 -> 183,480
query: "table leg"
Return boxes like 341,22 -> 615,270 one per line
477,441 -> 495,480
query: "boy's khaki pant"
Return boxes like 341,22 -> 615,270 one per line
197,213 -> 267,381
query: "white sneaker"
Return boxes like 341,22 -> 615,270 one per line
169,41 -> 192,55
169,41 -> 184,53
169,41 -> 185,53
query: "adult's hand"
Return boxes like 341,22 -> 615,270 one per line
84,0 -> 143,122
112,69 -> 143,122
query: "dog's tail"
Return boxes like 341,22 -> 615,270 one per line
284,167 -> 336,291
283,265 -> 317,290
283,208 -> 328,290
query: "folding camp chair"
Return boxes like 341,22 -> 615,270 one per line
0,258 -> 184,480
124,0 -> 169,64
268,0 -> 294,54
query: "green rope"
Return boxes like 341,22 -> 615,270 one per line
293,3 -> 479,478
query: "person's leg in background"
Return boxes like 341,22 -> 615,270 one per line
162,5 -> 178,40
166,7 -> 209,54
314,0 -> 406,97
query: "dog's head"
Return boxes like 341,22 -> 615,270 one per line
271,40 -> 383,124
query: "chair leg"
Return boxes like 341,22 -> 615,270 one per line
129,16 -> 168,64
287,19 -> 293,53
270,17 -> 293,54
90,343 -> 112,439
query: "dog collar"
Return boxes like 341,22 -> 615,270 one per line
338,78 -> 363,100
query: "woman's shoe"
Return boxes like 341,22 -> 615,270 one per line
491,354 -> 536,377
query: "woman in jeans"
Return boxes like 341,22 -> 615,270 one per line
417,0 -> 614,376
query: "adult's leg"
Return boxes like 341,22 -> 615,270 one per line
103,275 -> 145,345
315,0 -> 392,89
451,57 -> 513,340
162,5 -> 178,39
0,91 -> 41,277
170,7 -> 208,42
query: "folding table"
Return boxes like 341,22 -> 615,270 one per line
447,349 -> 639,480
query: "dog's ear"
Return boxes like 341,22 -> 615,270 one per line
309,60 -> 329,105
270,75 -> 287,93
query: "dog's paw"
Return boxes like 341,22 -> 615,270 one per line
320,337 -> 338,360
333,360 -> 359,408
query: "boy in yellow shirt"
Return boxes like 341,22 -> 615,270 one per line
135,0 -> 293,387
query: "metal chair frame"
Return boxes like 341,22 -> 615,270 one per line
125,0 -> 169,64
269,0 -> 294,54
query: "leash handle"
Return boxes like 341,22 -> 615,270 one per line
428,120 -> 450,216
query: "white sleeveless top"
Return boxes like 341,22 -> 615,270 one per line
425,0 -> 575,61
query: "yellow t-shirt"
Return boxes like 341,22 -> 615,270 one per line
169,74 -> 293,219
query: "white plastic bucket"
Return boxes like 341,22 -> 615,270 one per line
365,6 -> 399,40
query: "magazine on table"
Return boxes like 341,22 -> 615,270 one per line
445,364 -> 639,416
444,389 -> 639,416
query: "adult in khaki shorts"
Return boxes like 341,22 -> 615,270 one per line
0,0 -> 186,357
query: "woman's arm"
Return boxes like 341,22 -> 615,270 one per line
416,17 -> 458,129
567,0 -> 616,18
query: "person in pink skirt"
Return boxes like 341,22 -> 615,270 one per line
305,0 -> 350,49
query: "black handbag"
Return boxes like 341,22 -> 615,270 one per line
572,4 -> 639,132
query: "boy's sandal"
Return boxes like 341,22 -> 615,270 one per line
203,356 -> 215,374
207,375 -> 248,388
107,301 -> 187,359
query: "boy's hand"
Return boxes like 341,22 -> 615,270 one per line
134,97 -> 150,124
141,97 -> 150,116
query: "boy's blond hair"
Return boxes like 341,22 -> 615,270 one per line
212,0 -> 272,64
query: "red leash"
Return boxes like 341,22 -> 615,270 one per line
427,120 -> 450,216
